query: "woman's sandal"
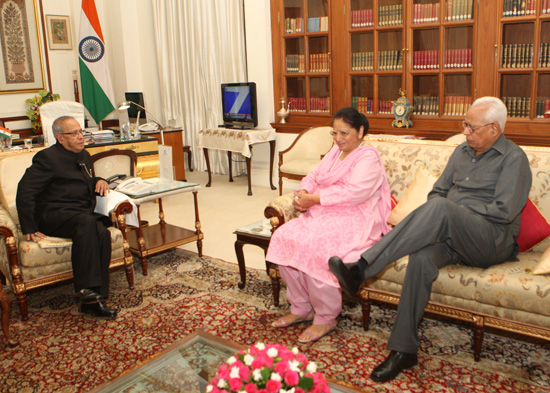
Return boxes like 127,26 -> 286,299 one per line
272,312 -> 315,328
297,320 -> 337,343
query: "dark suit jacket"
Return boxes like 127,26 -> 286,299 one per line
16,142 -> 103,235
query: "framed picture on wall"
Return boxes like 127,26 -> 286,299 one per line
0,0 -> 47,93
45,15 -> 72,50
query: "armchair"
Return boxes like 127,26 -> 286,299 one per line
278,126 -> 333,195
0,151 -> 135,320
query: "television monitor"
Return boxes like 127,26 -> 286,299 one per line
125,92 -> 147,123
221,82 -> 258,129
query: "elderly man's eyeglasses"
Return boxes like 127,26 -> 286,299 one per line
461,121 -> 493,133
330,129 -> 353,137
61,129 -> 84,137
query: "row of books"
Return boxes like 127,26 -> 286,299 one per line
351,52 -> 374,71
309,54 -> 330,72
351,97 -> 374,114
284,18 -> 303,34
286,54 -> 305,73
444,48 -> 473,68
502,96 -> 531,118
413,2 -> 440,24
443,96 -> 472,116
378,5 -> 402,26
413,96 -> 439,115
543,0 -> 550,13
379,50 -> 403,70
445,0 -> 474,21
501,44 -> 534,68
503,0 -> 537,16
350,9 -> 374,28
286,97 -> 330,113
541,43 -> 550,67
535,99 -> 550,118
378,100 -> 395,114
413,50 -> 439,70
307,17 -> 329,33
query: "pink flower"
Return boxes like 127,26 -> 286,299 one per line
294,389 -> 305,393
229,378 -> 243,391
296,353 -> 308,364
251,357 -> 266,369
265,380 -> 282,393
217,364 -> 230,380
244,383 -> 258,393
274,360 -> 289,375
238,365 -> 251,381
284,370 -> 300,386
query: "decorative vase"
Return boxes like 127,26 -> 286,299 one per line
277,97 -> 289,124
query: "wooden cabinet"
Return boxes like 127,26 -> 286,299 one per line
270,0 -> 550,146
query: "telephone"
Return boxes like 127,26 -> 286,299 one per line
115,177 -> 158,195
139,122 -> 159,132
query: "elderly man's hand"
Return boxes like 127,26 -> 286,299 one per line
26,231 -> 46,242
95,179 -> 110,196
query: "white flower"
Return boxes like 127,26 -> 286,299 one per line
217,379 -> 227,388
291,347 -> 299,355
306,362 -> 317,373
253,369 -> 263,381
267,347 -> 278,358
255,343 -> 266,351
281,389 -> 295,393
227,356 -> 237,365
230,366 -> 241,379
289,360 -> 301,372
244,354 -> 254,366
206,386 -> 213,392
270,372 -> 282,381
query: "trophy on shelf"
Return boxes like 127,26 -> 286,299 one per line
277,97 -> 290,124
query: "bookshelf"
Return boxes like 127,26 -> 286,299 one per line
270,0 -> 550,145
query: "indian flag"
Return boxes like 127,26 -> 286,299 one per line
78,0 -> 115,124
0,127 -> 11,139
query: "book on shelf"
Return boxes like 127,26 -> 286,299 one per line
535,99 -> 550,118
310,97 -> 330,113
503,0 -> 537,16
413,96 -> 439,116
413,2 -> 440,24
351,9 -> 374,28
446,0 -> 474,21
502,96 -> 531,118
378,4 -> 402,26
288,97 -> 306,112
500,44 -> 534,68
284,18 -> 303,34
443,96 -> 472,116
539,43 -> 549,68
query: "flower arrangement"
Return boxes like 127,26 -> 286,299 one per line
25,90 -> 60,134
206,343 -> 330,393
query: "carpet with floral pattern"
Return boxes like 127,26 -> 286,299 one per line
0,249 -> 549,393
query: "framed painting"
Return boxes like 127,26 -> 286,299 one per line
45,14 -> 72,50
0,0 -> 46,93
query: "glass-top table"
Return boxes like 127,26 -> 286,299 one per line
89,330 -> 362,393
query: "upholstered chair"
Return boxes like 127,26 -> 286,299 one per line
278,126 -> 334,195
39,101 -> 86,147
0,151 -> 135,320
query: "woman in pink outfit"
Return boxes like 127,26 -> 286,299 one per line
266,107 -> 392,342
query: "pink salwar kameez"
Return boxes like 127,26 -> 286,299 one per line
266,144 -> 391,322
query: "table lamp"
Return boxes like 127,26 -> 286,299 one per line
117,100 -> 165,144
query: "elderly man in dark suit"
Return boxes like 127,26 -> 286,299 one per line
16,116 -> 117,319
329,97 -> 531,382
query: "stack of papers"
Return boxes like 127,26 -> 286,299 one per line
89,130 -> 114,140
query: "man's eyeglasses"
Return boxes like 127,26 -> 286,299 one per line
61,129 -> 84,137
462,121 -> 493,133
330,128 -> 353,137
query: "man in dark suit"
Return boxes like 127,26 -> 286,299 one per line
16,116 -> 117,319
329,97 -> 531,382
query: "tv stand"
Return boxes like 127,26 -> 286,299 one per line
197,127 -> 277,195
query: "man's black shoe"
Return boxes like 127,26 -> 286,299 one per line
328,256 -> 365,297
370,350 -> 418,382
77,288 -> 102,303
80,301 -> 117,319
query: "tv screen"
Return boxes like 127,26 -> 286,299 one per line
221,82 -> 258,129
125,92 -> 147,121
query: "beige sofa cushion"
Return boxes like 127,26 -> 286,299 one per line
533,245 -> 550,275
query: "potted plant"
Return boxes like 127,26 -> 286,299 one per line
25,90 -> 60,134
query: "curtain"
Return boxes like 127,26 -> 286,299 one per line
152,0 -> 247,174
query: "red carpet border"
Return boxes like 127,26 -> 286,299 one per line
0,249 -> 548,393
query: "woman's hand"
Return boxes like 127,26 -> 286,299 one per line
293,190 -> 320,211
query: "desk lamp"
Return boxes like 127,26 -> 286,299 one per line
117,101 -> 165,144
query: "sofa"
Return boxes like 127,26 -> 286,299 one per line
264,136 -> 550,361
0,150 -> 135,320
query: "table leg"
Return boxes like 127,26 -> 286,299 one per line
136,206 -> 148,276
269,140 -> 276,190
234,239 -> 247,289
203,148 -> 212,187
227,151 -> 234,182
0,285 -> 17,347
246,149 -> 252,196
193,191 -> 203,257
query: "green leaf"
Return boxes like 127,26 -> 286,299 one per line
298,376 -> 314,390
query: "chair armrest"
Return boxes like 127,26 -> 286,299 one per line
0,206 -> 22,287
112,200 -> 133,231
264,193 -> 301,230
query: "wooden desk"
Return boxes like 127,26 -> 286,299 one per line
197,127 -> 277,195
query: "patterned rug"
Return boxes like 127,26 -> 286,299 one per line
0,250 -> 549,393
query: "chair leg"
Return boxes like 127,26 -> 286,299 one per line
361,298 -> 371,331
183,146 -> 193,172
0,285 -> 17,346
15,292 -> 28,321
473,320 -> 484,362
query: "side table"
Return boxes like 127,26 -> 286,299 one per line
233,220 -> 280,306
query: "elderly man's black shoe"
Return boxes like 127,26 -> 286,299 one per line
77,288 -> 102,302
80,301 -> 117,319
328,256 -> 364,297
370,350 -> 418,382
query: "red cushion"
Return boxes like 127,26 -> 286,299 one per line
517,198 -> 550,252
390,194 -> 398,210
